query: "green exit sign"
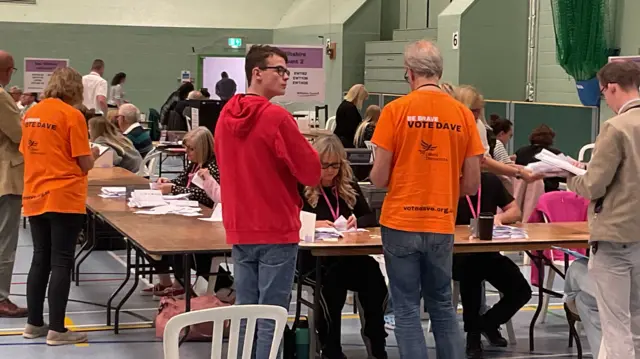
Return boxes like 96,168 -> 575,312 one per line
228,38 -> 242,48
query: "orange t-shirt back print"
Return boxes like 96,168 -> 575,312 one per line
20,98 -> 92,217
372,91 -> 485,234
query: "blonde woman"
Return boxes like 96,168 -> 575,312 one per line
21,67 -> 99,345
89,116 -> 142,172
334,84 -> 368,148
299,135 -> 388,359
353,105 -> 381,148
156,127 -> 220,208
455,85 -> 539,183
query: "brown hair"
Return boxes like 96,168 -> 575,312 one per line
74,104 -> 96,121
91,59 -> 105,71
44,67 -> 83,105
529,124 -> 555,147
597,61 -> 640,91
245,45 -> 288,86
489,114 -> 513,136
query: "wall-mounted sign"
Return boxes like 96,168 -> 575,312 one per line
228,38 -> 243,49
23,57 -> 69,93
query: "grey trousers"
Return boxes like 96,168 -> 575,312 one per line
0,194 -> 22,302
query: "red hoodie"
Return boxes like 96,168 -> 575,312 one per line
215,94 -> 321,245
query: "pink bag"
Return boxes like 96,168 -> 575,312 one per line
155,294 -> 231,341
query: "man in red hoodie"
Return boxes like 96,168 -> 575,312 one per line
215,45 -> 321,357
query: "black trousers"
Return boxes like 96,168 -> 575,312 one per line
301,253 -> 388,359
453,252 -> 532,333
27,212 -> 85,332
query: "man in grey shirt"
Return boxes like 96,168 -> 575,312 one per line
568,60 -> 640,359
215,72 -> 236,101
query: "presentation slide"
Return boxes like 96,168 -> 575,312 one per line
202,57 -> 246,100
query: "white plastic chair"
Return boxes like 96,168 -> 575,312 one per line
578,144 -> 595,162
137,150 -> 162,177
163,305 -> 288,359
325,116 -> 336,132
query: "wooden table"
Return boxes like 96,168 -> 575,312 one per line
295,222 -> 590,353
88,167 -> 149,186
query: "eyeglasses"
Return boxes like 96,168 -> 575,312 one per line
600,83 -> 611,98
261,66 -> 290,77
10,67 -> 17,73
404,70 -> 409,83
321,162 -> 341,170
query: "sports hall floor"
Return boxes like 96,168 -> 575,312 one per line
0,159 -> 592,358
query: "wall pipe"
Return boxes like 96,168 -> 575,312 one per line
525,0 -> 540,102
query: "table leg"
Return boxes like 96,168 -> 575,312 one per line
159,152 -> 164,178
114,246 -> 140,334
107,239 -> 131,326
179,254 -> 192,346
313,257 -> 322,357
75,212 -> 97,286
292,256 -> 304,331
529,250 -> 544,351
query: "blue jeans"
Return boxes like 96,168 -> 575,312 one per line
565,258 -> 601,357
232,243 -> 298,359
381,226 -> 464,359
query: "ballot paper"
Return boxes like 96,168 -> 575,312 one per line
91,143 -> 110,156
315,227 -> 343,241
190,173 -> 205,189
492,226 -> 528,239
135,204 -> 202,216
166,200 -> 200,207
334,215 -> 348,231
99,187 -> 126,198
199,203 -> 223,222
533,149 -> 586,176
162,193 -> 191,200
128,190 -> 167,208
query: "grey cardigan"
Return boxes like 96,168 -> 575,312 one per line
93,136 -> 143,173
568,99 -> 640,243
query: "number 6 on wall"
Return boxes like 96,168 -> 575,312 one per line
452,31 -> 459,50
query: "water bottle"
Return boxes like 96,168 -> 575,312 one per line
295,319 -> 310,359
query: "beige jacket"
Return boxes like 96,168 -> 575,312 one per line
0,86 -> 23,197
568,99 -> 640,243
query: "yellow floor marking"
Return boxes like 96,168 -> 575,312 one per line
64,317 -> 89,347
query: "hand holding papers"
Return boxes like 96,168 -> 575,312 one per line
530,149 -> 587,176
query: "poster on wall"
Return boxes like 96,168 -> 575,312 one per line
23,58 -> 69,93
247,45 -> 325,103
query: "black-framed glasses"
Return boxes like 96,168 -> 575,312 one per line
261,66 -> 290,77
321,162 -> 341,170
11,67 -> 17,73
599,83 -> 611,98
404,70 -> 409,82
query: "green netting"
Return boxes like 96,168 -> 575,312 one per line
551,0 -> 613,81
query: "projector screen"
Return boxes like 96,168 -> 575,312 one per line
202,57 -> 246,100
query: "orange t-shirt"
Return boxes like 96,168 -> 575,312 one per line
20,98 -> 91,217
371,90 -> 485,234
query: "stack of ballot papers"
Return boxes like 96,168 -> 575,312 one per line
135,205 -> 202,217
99,187 -> 126,198
315,227 -> 343,240
528,149 -> 586,176
492,226 -> 528,239
128,190 -> 167,208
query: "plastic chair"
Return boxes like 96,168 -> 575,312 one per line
137,150 -> 162,177
163,305 -> 288,359
325,116 -> 336,132
578,144 -> 595,162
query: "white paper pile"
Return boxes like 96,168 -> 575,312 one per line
99,187 -> 126,198
315,227 -> 343,241
162,193 -> 191,200
135,205 -> 202,217
530,149 -> 586,176
128,190 -> 168,208
492,226 -> 528,239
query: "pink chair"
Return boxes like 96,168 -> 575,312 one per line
527,191 -> 589,323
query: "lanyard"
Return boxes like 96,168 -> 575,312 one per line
465,186 -> 482,219
320,187 -> 340,221
186,165 -> 200,188
619,101 -> 640,114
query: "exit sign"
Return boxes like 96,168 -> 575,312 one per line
228,38 -> 242,48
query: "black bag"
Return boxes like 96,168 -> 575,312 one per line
283,325 -> 297,359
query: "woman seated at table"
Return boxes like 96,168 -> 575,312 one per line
452,172 -> 531,358
145,127 -> 221,297
156,127 -> 220,208
88,116 -> 142,173
299,135 -> 388,359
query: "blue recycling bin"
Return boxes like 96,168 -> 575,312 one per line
576,77 -> 601,107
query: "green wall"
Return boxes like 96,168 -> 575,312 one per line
0,22 -> 272,113
343,0 -> 382,90
381,0 -> 400,40
458,0 -> 528,100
